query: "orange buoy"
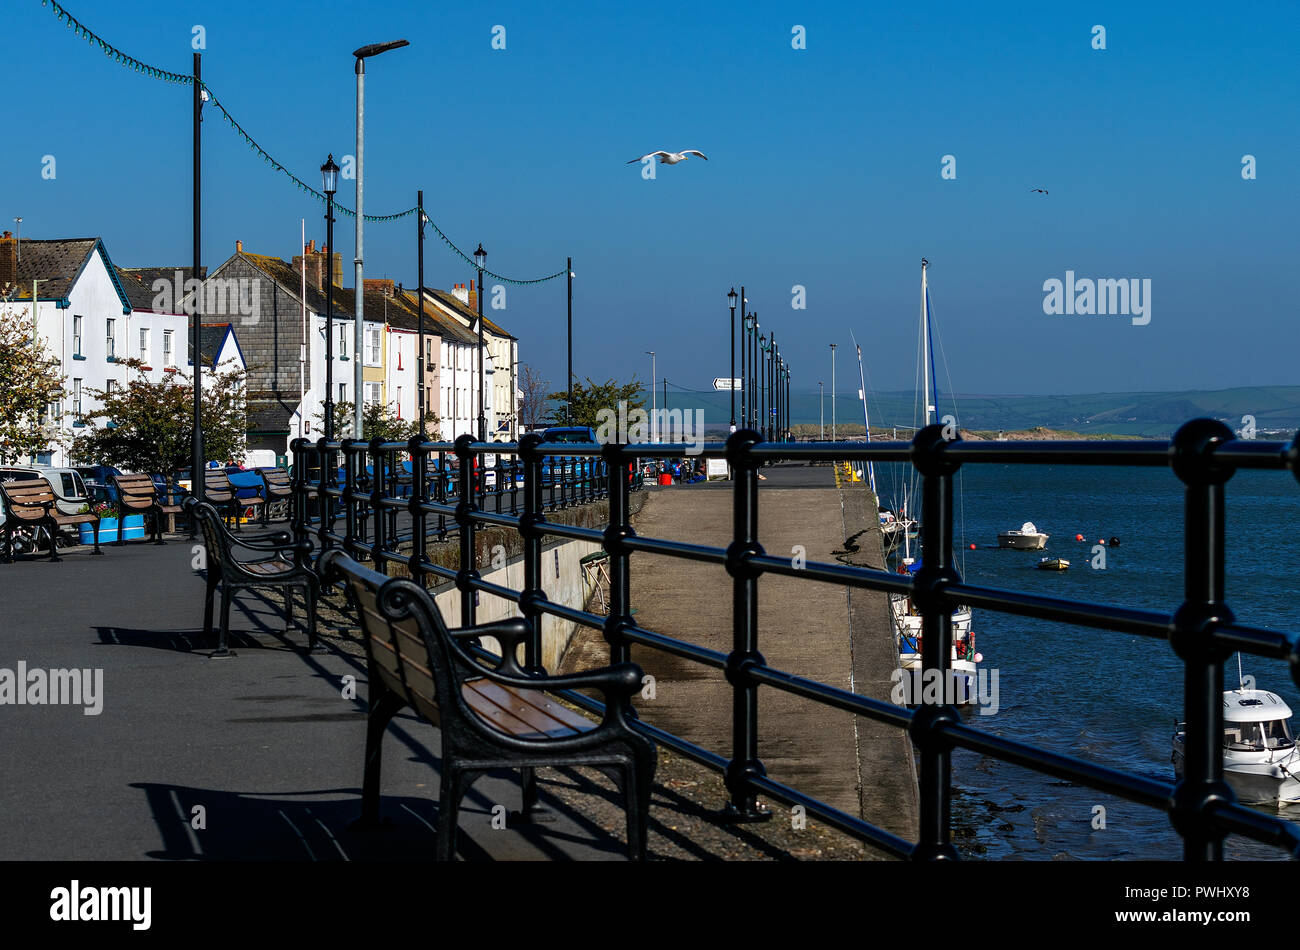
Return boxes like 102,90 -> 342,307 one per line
969,543 -> 976,550
1075,533 -> 1084,541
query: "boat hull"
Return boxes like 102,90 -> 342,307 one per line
998,532 -> 1048,550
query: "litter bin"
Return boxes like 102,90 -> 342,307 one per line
657,472 -> 673,486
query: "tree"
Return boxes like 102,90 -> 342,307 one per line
71,357 -> 248,473
548,376 -> 645,429
518,364 -> 553,432
315,400 -> 426,443
0,297 -> 66,463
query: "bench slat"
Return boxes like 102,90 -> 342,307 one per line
467,680 -> 590,739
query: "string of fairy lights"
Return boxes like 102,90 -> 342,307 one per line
40,0 -> 568,286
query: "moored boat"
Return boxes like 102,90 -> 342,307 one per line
1172,684 -> 1300,808
1037,556 -> 1069,571
999,521 -> 1049,550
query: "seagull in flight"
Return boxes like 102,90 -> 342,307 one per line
1029,187 -> 1049,195
627,150 -> 708,165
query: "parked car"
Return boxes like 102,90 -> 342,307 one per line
539,426 -> 605,488
0,466 -> 93,515
74,464 -> 123,505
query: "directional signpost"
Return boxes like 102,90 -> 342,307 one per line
713,378 -> 741,391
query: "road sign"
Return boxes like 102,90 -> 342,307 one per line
712,377 -> 741,391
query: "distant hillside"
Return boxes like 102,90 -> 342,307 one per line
676,385 -> 1300,438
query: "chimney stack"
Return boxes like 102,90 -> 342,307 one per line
452,282 -> 470,305
292,240 -> 341,292
235,239 -> 243,253
0,231 -> 16,289
468,278 -> 477,311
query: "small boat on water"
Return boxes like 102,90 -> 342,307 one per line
1037,557 -> 1069,571
1172,682 -> 1300,808
891,558 -> 981,705
998,521 -> 1049,550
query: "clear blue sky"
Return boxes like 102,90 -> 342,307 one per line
4,0 -> 1296,398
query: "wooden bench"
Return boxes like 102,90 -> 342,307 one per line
320,551 -> 656,860
0,480 -> 102,562
188,500 -> 319,657
201,470 -> 265,531
109,472 -> 184,545
257,468 -> 293,525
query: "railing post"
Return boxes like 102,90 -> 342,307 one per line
519,434 -> 548,672
369,437 -> 387,573
341,438 -> 359,557
409,435 -> 430,586
316,436 -> 334,554
437,448 -> 448,541
721,429 -> 769,821
455,433 -> 478,627
289,438 -> 309,571
1169,418 -> 1237,861
602,442 -> 633,668
909,423 -> 961,860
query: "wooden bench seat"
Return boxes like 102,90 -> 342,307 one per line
0,481 -> 101,561
258,468 -> 293,525
109,472 -> 184,545
322,550 -> 656,860
202,470 -> 265,530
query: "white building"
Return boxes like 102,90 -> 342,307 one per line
0,233 -> 230,466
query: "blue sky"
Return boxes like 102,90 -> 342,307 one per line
3,0 -> 1296,400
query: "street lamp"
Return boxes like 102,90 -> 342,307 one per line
819,381 -> 824,439
829,342 -> 837,441
749,313 -> 759,429
759,334 -> 769,441
417,192 -> 428,436
474,242 -> 487,441
321,153 -> 340,442
646,350 -> 656,442
727,287 -> 738,430
353,38 -> 410,439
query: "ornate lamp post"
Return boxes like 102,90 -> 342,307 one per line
474,242 -> 487,441
727,287 -> 738,430
321,154 -> 340,442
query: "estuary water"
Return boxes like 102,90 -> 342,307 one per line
881,462 -> 1300,860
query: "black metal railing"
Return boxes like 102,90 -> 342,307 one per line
290,420 -> 1300,860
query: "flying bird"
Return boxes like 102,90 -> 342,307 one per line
626,150 -> 708,165
1029,187 -> 1049,195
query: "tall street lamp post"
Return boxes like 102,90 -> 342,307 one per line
646,350 -> 656,442
830,342 -> 837,441
727,287 -> 737,430
819,381 -> 824,439
352,39 -> 409,439
474,243 -> 487,441
321,154 -> 340,442
567,257 -> 573,425
416,191 -> 427,436
191,51 -> 206,499
749,313 -> 759,429
758,334 -> 768,440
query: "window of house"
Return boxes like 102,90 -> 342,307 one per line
139,327 -> 151,362
163,329 -> 174,367
73,378 -> 83,417
364,381 -> 382,406
106,380 -> 118,396
106,318 -> 116,359
339,383 -> 346,405
338,324 -> 348,358
395,386 -> 402,417
366,326 -> 382,365
73,315 -> 83,357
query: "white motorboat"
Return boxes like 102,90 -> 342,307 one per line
998,521 -> 1049,550
1172,686 -> 1300,807
890,559 -> 980,705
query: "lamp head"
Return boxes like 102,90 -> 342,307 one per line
321,154 -> 340,196
473,243 -> 487,269
727,287 -> 737,308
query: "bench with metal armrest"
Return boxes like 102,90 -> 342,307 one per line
108,472 -> 184,545
321,550 -> 657,860
0,481 -> 101,562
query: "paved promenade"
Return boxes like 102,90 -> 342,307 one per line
0,541 -> 634,860
562,462 -> 919,849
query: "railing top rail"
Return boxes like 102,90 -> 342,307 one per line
290,431 -> 1298,470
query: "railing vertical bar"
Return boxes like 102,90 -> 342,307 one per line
723,430 -> 768,819
410,436 -> 430,585
370,439 -> 387,573
455,434 -> 478,627
603,443 -> 632,667
520,434 -> 546,671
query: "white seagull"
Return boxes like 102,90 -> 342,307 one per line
626,149 -> 708,165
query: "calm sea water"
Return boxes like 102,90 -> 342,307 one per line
882,462 -> 1300,860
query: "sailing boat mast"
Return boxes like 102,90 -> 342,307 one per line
849,329 -> 877,495
921,258 -> 933,427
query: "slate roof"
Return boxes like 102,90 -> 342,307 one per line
4,238 -> 135,309
233,251 -> 355,320
185,323 -> 236,369
426,287 -> 516,339
116,266 -> 207,311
